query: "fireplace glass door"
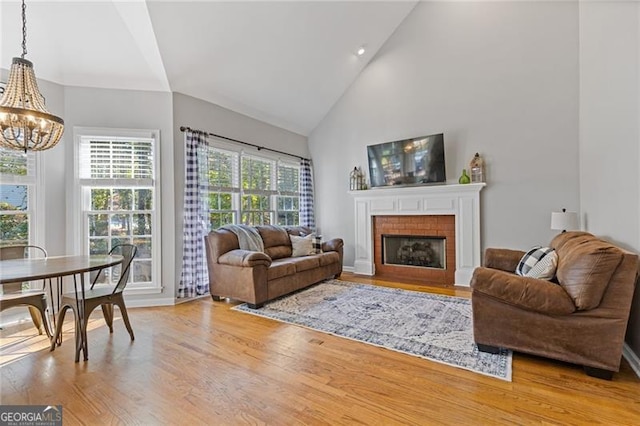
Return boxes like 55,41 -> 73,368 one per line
382,235 -> 446,269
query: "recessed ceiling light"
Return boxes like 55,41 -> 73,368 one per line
357,46 -> 366,56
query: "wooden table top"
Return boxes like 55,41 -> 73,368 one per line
0,255 -> 123,284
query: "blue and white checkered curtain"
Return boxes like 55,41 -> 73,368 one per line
178,131 -> 209,298
299,159 -> 315,228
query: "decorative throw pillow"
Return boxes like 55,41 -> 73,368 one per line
524,250 -> 558,280
290,234 -> 315,257
515,246 -> 558,280
312,235 -> 323,254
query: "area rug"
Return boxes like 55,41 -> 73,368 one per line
233,279 -> 512,381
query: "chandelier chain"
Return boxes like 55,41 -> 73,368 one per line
21,0 -> 27,58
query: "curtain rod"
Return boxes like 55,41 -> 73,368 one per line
179,126 -> 310,161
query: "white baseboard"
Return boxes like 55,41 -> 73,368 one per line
623,343 -> 640,379
0,309 -> 32,329
342,265 -> 354,273
125,298 -> 176,308
174,294 -> 210,305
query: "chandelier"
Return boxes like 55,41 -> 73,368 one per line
0,0 -> 64,152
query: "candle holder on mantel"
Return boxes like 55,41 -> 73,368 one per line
469,152 -> 486,183
349,166 -> 366,191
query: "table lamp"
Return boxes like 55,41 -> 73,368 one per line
551,208 -> 579,233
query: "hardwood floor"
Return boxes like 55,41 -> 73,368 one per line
1,273 -> 639,425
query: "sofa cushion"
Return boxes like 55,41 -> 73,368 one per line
551,232 -> 624,310
289,256 -> 320,272
471,267 -> 575,315
558,245 -> 623,310
516,246 -> 555,276
290,234 -> 315,257
256,225 -> 292,260
268,259 -> 296,280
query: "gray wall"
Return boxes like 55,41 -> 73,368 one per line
63,86 -> 175,306
171,92 -> 309,291
309,1 -> 580,267
38,79 -> 67,258
579,1 -> 640,364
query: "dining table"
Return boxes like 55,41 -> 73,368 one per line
0,254 -> 123,361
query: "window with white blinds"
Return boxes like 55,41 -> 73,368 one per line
79,137 -> 154,184
0,148 -> 37,247
205,143 -> 300,229
76,130 -> 160,292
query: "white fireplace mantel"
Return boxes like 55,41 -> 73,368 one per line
348,183 -> 486,286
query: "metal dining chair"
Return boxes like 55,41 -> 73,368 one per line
0,245 -> 53,338
51,244 -> 137,361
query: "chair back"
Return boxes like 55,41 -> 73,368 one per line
0,245 -> 47,260
0,245 -> 47,294
109,244 -> 137,294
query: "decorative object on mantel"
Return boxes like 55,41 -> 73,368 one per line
551,208 -> 579,233
349,166 -> 366,190
0,0 -> 64,152
458,169 -> 471,184
469,152 -> 485,183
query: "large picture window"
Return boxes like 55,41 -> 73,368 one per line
205,143 -> 300,229
77,130 -> 160,291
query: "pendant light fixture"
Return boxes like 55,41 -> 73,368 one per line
0,0 -> 64,152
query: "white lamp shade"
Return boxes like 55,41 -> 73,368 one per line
551,211 -> 579,231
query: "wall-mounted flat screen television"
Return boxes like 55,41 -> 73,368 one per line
367,133 -> 446,188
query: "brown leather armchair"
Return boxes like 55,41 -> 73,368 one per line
471,232 -> 639,379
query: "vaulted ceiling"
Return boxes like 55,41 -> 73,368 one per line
0,1 -> 417,135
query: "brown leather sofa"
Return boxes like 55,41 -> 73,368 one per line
205,225 -> 343,308
471,231 -> 638,379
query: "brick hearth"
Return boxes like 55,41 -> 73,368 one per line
373,215 -> 455,285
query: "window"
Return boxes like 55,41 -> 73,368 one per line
77,130 -> 160,291
204,143 -> 300,229
0,148 -> 37,247
205,147 -> 239,229
241,155 -> 275,225
276,163 -> 300,226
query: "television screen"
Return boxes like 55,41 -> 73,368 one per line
367,133 -> 445,188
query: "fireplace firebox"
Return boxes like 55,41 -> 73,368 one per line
382,235 -> 446,269
372,215 -> 455,285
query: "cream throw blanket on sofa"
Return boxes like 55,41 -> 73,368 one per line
221,224 -> 264,252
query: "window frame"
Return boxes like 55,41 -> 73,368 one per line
73,127 -> 161,295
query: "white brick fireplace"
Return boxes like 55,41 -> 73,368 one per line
348,183 -> 486,286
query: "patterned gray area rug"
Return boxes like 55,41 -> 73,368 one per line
233,279 -> 512,381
